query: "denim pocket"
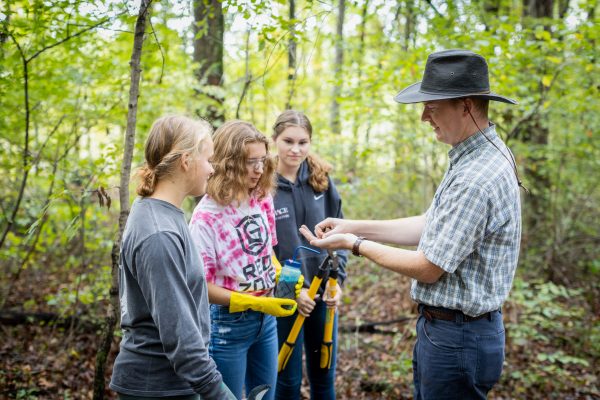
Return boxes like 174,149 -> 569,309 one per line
475,330 -> 505,386
210,305 -> 245,324
422,319 -> 463,351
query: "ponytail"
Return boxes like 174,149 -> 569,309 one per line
306,153 -> 331,193
136,165 -> 157,197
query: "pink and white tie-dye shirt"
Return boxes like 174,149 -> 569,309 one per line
189,194 -> 278,295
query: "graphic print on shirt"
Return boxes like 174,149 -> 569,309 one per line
239,253 -> 276,292
235,214 -> 269,256
235,213 -> 276,292
190,195 -> 279,293
275,206 -> 290,221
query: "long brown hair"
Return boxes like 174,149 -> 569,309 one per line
272,110 -> 331,192
207,120 -> 276,206
136,116 -> 213,197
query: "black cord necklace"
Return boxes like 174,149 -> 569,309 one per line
467,110 -> 530,194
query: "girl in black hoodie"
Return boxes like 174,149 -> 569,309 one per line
272,110 -> 348,400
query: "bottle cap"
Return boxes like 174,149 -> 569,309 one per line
284,259 -> 302,269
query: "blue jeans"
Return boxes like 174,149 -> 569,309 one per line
209,305 -> 278,400
275,301 -> 337,400
413,306 -> 505,400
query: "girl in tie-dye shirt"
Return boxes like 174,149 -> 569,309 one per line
189,120 -> 296,400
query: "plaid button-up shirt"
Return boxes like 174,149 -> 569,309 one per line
411,124 -> 521,317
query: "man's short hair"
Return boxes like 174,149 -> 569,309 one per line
470,98 -> 489,118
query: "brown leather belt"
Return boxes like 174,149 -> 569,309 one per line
421,305 -> 492,322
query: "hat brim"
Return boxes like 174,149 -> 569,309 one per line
394,82 -> 517,105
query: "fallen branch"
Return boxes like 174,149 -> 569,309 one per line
340,316 -> 414,334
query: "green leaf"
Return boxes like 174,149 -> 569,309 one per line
542,75 -> 552,87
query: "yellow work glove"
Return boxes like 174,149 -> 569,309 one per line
229,292 -> 297,317
272,254 -> 283,278
272,255 -> 304,298
295,274 -> 304,298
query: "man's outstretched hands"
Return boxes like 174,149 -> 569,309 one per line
299,224 -> 357,251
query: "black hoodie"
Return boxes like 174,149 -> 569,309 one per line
273,161 -> 347,295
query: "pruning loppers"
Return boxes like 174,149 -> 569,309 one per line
319,250 -> 339,369
277,250 -> 331,372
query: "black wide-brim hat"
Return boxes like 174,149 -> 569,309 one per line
394,49 -> 517,104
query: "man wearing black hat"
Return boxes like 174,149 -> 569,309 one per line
300,49 -> 522,399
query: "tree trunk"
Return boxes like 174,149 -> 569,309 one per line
588,3 -> 595,64
330,0 -> 345,135
481,0 -> 501,31
92,1 -> 152,398
347,0 -> 369,175
286,0 -> 297,110
193,0 -> 224,127
403,0 -> 415,51
519,0 -> 558,281
558,0 -> 570,18
236,27 -> 252,119
0,38 -> 31,253
0,2 -> 9,44
523,0 -> 553,18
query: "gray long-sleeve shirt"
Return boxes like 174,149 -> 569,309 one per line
110,197 -> 222,396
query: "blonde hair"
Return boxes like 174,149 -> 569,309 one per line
272,110 -> 331,192
207,120 -> 276,205
136,115 -> 213,196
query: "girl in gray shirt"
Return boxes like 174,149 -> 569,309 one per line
110,116 -> 235,399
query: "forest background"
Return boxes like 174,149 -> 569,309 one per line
1,0 -> 598,399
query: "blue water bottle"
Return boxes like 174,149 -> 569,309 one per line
275,245 -> 320,300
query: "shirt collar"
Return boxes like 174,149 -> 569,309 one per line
448,123 -> 497,165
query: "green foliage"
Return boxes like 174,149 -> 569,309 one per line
377,326 -> 416,382
0,1 -> 204,314
502,278 -> 599,396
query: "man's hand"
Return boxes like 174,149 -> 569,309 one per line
314,218 -> 358,238
300,224 -> 356,251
